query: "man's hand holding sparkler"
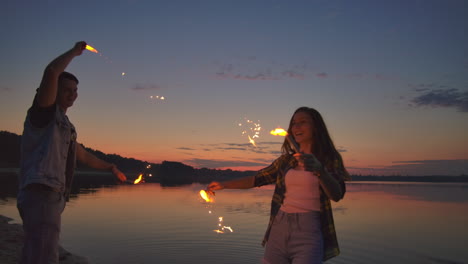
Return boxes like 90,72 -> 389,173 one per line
72,41 -> 87,56
110,164 -> 127,183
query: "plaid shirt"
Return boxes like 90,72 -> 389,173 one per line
254,154 -> 350,262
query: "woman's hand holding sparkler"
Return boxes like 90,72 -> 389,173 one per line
207,181 -> 224,191
294,153 -> 323,174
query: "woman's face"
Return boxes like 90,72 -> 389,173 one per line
290,111 -> 314,145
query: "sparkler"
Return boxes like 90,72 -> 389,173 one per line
85,44 -> 99,53
199,189 -> 215,203
238,117 -> 261,147
123,164 -> 152,185
85,43 -> 127,77
270,127 -> 300,153
198,189 -> 234,234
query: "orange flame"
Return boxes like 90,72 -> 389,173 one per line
270,127 -> 300,152
85,45 -> 99,53
270,128 -> 288,136
134,173 -> 143,184
199,190 -> 214,203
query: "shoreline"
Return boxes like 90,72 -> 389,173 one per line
0,215 -> 89,264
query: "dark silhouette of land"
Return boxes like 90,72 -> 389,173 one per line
1,130 -> 467,190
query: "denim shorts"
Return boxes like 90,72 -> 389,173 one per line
263,209 -> 323,264
17,184 -> 66,264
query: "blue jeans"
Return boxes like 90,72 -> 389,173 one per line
263,210 -> 323,264
17,185 -> 66,264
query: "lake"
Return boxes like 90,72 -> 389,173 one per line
1,174 -> 467,264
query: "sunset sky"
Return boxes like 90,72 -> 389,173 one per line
1,0 -> 467,176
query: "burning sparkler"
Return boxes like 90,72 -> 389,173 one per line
199,189 -> 215,203
238,117 -> 261,147
134,173 -> 144,184
85,44 -> 127,77
198,189 -> 234,234
85,45 -> 99,53
270,127 -> 300,153
123,164 -> 152,185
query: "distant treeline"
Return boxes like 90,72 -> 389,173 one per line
0,130 -> 254,186
1,130 -> 467,185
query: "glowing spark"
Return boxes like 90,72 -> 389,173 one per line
213,230 -> 224,234
150,95 -> 166,101
239,117 -> 261,147
223,226 -> 233,232
85,45 -> 99,53
248,135 -> 257,147
121,72 -> 126,76
134,173 -> 143,184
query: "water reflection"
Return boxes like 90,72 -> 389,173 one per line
1,174 -> 468,264
348,181 -> 468,203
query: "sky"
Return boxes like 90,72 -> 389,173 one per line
1,0 -> 467,176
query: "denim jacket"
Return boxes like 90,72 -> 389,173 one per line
19,104 -> 77,195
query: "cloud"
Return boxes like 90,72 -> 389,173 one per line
214,60 -> 308,81
316,72 -> 328,78
177,147 -> 195,151
131,84 -> 161,91
337,146 -> 347,153
0,86 -> 10,92
410,87 -> 468,112
282,71 -> 305,80
216,72 -> 280,81
185,158 -> 270,168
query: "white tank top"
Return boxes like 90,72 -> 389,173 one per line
280,169 -> 321,213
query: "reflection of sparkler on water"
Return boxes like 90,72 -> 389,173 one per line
214,216 -> 234,234
270,127 -> 300,153
238,117 -> 261,147
199,190 -> 234,234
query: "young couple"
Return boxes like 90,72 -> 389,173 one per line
18,42 -> 349,264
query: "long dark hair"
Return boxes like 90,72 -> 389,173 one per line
281,107 -> 344,169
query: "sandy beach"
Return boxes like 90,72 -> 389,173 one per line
0,215 -> 89,264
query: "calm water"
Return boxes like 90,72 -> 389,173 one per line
1,175 -> 468,264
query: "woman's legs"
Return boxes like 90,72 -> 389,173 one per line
263,210 -> 323,264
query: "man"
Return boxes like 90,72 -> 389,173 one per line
17,41 -> 127,264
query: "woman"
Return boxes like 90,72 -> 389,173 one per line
207,107 -> 350,263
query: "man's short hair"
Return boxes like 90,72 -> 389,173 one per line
59,71 -> 79,84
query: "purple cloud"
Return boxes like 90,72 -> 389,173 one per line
316,72 -> 328,78
410,88 -> 468,112
131,84 -> 161,91
185,158 -> 270,168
